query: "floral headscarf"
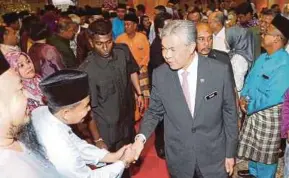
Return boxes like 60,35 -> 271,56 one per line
5,51 -> 44,113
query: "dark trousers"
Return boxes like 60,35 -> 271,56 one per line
169,164 -> 203,178
154,120 -> 165,151
108,129 -> 135,178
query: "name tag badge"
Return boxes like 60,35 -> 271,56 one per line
205,91 -> 218,100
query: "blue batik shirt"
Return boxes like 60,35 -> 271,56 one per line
112,17 -> 124,40
241,48 -> 289,115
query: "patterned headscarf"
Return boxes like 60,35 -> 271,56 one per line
5,51 -> 44,112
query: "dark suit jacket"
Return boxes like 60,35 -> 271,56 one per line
208,49 -> 235,85
139,55 -> 238,178
47,34 -> 78,68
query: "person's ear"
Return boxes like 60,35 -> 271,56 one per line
189,42 -> 197,54
88,38 -> 94,48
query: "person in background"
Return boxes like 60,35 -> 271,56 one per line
2,12 -> 20,31
271,4 -> 281,14
0,26 -> 20,55
116,13 -> 150,122
28,21 -> 63,77
68,14 -> 81,57
5,51 -> 44,113
32,69 -> 136,178
208,11 -> 229,53
238,14 -> 289,178
0,51 -> 61,178
282,88 -> 289,178
136,4 -> 146,19
138,15 -> 151,39
112,3 -> 126,40
149,12 -> 173,160
225,26 -> 253,93
187,6 -> 201,24
79,19 -> 143,178
47,17 -> 78,69
19,15 -> 39,53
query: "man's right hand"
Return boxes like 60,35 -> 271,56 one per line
120,147 -> 136,168
131,138 -> 144,161
239,97 -> 248,113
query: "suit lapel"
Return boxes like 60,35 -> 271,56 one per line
193,55 -> 208,118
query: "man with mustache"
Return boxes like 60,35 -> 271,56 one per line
0,51 -> 61,177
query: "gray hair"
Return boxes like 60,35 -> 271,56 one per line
160,20 -> 197,45
214,12 -> 225,26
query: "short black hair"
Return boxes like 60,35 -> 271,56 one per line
271,4 -> 279,9
154,12 -> 172,35
0,26 -> 8,44
154,5 -> 166,13
128,8 -> 136,14
136,4 -> 146,14
261,9 -> 276,17
236,2 -> 253,15
87,19 -> 112,37
29,21 -> 51,41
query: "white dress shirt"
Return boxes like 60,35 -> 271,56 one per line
32,106 -> 125,178
213,27 -> 229,53
230,54 -> 249,93
177,53 -> 199,117
0,143 -> 61,178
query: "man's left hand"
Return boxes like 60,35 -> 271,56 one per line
225,158 -> 235,176
137,95 -> 144,112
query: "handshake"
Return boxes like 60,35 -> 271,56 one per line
111,138 -> 145,168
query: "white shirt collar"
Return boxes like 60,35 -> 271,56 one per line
178,52 -> 199,75
214,26 -> 225,38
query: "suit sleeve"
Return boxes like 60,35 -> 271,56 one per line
222,64 -> 238,158
139,70 -> 165,139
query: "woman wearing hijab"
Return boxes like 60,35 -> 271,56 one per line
225,26 -> 254,94
5,51 -> 44,113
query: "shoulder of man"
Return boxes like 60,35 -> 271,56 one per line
78,52 -> 94,71
113,43 -> 130,55
209,49 -> 230,64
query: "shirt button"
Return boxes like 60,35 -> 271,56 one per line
191,128 -> 196,133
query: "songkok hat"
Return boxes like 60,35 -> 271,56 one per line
2,12 -> 19,25
40,70 -> 89,107
0,51 -> 10,75
117,3 -> 127,10
271,14 -> 289,39
124,13 -> 138,24
87,7 -> 102,16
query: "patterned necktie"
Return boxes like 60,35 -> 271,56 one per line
181,70 -> 191,111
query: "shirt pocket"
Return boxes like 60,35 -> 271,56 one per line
97,80 -> 116,103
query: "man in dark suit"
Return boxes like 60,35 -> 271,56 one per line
132,20 -> 238,178
148,12 -> 172,160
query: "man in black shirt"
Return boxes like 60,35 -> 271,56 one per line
79,19 -> 143,178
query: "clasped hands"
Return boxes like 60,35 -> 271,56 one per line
111,138 -> 145,168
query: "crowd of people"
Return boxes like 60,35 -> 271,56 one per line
1,0 -> 289,177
